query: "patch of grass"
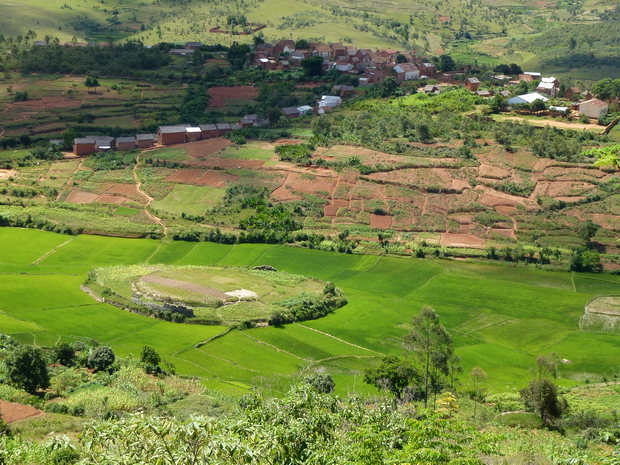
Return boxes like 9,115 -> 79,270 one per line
151,184 -> 226,216
113,206 -> 140,216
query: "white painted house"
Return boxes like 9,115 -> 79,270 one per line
507,92 -> 549,105
579,99 -> 609,119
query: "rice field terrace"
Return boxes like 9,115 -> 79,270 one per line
1,227 -> 619,396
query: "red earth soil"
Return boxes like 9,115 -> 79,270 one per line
186,138 -> 234,159
106,184 -> 140,196
193,171 -> 240,187
324,199 -> 349,217
478,194 -> 519,208
479,164 -> 511,179
370,214 -> 393,229
66,190 -> 99,204
182,158 -> 265,169
440,233 -> 485,248
164,169 -> 204,183
0,400 -> 44,423
207,86 -> 259,107
96,195 -> 127,205
495,205 -> 518,214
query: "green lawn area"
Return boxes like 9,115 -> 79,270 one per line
218,143 -> 275,162
0,227 -> 618,396
151,184 -> 226,216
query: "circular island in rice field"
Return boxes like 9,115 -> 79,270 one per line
83,265 -> 347,327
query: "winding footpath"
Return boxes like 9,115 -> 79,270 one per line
133,154 -> 168,236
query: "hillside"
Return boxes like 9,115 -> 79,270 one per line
3,0 -> 620,77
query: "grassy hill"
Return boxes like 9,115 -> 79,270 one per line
1,227 -> 619,396
2,0 -> 618,73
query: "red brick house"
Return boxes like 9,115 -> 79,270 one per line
73,138 -> 96,156
115,136 -> 136,151
136,134 -> 157,148
464,77 -> 480,92
157,126 -> 188,145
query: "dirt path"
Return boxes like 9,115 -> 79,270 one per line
296,323 -> 380,354
502,116 -> 605,133
32,237 -> 75,265
133,154 -> 167,236
56,158 -> 84,201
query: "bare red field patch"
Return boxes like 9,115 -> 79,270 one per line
193,171 -> 240,186
370,214 -> 393,229
324,199 -> 349,217
0,400 -> 44,423
478,193 -> 520,208
441,233 -> 485,248
183,158 -> 264,169
554,196 -> 584,203
164,169 -> 204,183
186,138 -> 234,158
207,86 -> 259,107
66,190 -> 99,203
495,205 -> 518,214
97,195 -> 127,205
106,184 -> 139,196
479,164 -> 511,179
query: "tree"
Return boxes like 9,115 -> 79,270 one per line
304,373 -> 335,393
311,114 -> 331,137
469,366 -> 487,420
592,78 -> 614,100
53,342 -> 75,366
489,95 -> 507,113
87,346 -> 115,371
535,352 -> 560,380
301,56 -> 324,77
6,345 -> 50,394
568,37 -> 577,51
569,247 -> 602,272
438,54 -> 456,72
416,123 -> 432,143
364,355 -> 421,400
395,54 -> 407,63
520,378 -> 568,425
577,219 -> 600,246
295,39 -> 310,50
140,345 -> 161,367
530,98 -> 547,112
404,306 -> 454,407
379,76 -> 398,98
84,75 -> 99,93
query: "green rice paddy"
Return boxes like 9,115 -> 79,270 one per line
0,227 -> 619,395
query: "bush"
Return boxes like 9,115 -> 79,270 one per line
87,346 -> 115,372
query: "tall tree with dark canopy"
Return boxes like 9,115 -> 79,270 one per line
364,355 -> 420,400
404,306 -> 454,407
6,345 -> 50,394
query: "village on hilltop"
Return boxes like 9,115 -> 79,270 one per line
65,39 -> 612,155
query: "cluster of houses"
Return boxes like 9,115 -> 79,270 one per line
72,121 -> 249,155
73,134 -> 158,155
252,40 -> 440,86
455,72 -> 610,120
71,95 -> 344,155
